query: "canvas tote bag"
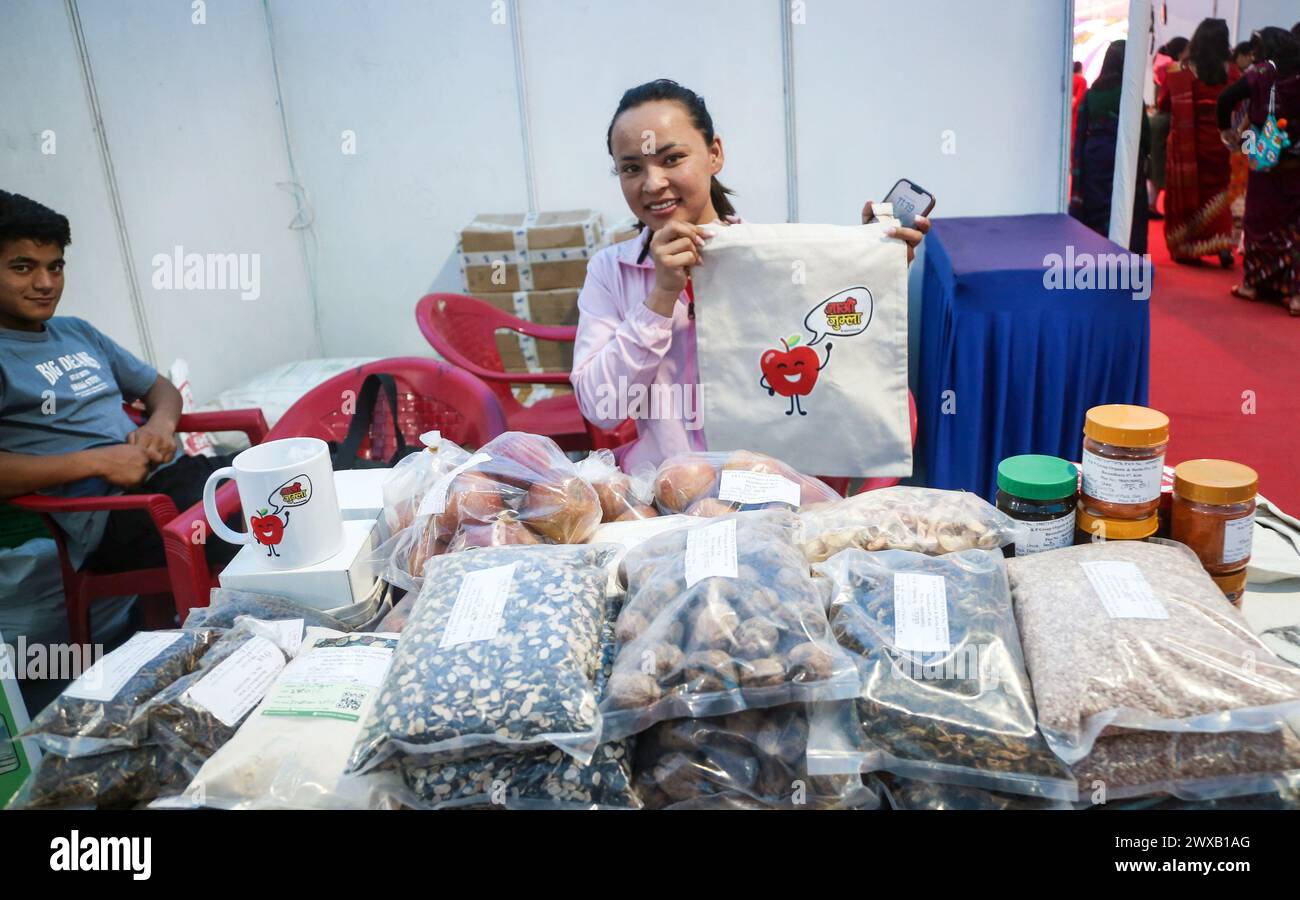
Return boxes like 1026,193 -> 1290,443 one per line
692,216 -> 911,479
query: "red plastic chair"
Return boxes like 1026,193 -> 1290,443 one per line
10,407 -> 269,645
819,389 -> 919,496
161,357 -> 509,620
415,293 -> 634,452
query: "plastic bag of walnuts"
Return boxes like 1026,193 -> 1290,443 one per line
796,486 -> 1019,564
652,450 -> 840,518
22,629 -> 221,758
349,544 -> 616,774
633,705 -> 878,810
807,548 -> 1076,800
599,510 -> 859,741
1007,540 -> 1300,764
576,449 -> 659,522
376,432 -> 602,592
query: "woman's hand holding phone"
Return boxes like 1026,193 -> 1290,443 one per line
645,220 -> 707,317
862,199 -> 930,265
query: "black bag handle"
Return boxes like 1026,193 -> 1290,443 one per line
333,373 -> 409,469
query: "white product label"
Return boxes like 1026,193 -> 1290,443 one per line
64,632 -> 185,702
1081,448 -> 1164,505
1015,510 -> 1077,556
262,637 -> 397,720
892,573 -> 951,652
440,563 -> 518,649
684,519 -> 738,587
1222,513 -> 1255,565
417,452 -> 493,517
186,636 -> 287,728
717,470 -> 802,507
1081,561 -> 1168,619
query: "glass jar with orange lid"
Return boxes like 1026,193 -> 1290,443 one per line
1171,459 -> 1258,577
1080,404 -> 1169,520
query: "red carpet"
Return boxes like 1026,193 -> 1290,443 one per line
1147,222 -> 1300,509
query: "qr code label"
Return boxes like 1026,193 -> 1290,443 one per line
336,690 -> 365,712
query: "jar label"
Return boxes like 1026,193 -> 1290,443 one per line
1015,509 -> 1077,556
1222,512 -> 1255,565
1081,448 -> 1164,505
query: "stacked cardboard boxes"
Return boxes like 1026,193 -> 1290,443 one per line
457,211 -> 604,389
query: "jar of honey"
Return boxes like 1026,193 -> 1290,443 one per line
1171,459 -> 1258,577
1080,404 -> 1169,520
1075,504 -> 1159,544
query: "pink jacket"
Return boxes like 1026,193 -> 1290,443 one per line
570,230 -> 707,471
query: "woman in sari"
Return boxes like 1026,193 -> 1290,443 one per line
1072,41 -> 1150,253
1218,27 -> 1300,315
1161,19 -> 1238,265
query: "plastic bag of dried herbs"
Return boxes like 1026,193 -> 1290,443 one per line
395,605 -> 639,810
796,487 -> 1019,564
7,743 -> 192,810
1007,540 -> 1300,764
349,544 -> 616,773
1071,725 -> 1300,803
873,773 -> 1074,811
130,618 -> 302,774
184,588 -> 351,632
807,548 -> 1076,799
182,628 -> 403,810
599,510 -> 859,742
22,629 -> 220,757
633,705 -> 878,810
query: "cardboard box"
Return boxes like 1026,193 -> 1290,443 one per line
459,210 -> 603,254
473,289 -> 580,327
495,333 -> 574,374
218,519 -> 381,611
460,250 -> 594,293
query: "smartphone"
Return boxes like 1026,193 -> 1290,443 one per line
883,178 -> 936,229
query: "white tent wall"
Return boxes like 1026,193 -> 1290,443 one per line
1236,0 -> 1299,36
3,0 -> 1073,400
0,1 -> 144,361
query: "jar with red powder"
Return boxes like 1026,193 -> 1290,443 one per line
1171,459 -> 1258,590
1080,405 -> 1170,520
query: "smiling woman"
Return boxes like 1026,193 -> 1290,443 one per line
569,80 -> 928,471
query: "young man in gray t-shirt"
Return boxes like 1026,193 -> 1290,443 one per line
0,191 -> 236,574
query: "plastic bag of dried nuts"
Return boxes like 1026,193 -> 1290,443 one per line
395,605 -> 642,810
873,773 -> 1074,811
1007,540 -> 1300,765
576,449 -> 659,522
7,743 -> 193,810
796,486 -> 1019,564
374,432 -> 603,592
184,588 -> 353,632
652,450 -> 840,518
806,548 -> 1077,800
1070,725 -> 1300,803
131,618 -> 302,775
349,544 -> 616,774
22,629 -> 221,758
599,510 -> 859,742
379,432 -> 466,535
632,705 -> 879,810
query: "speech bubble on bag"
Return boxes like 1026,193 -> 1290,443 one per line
804,286 -> 873,346
269,475 -> 313,512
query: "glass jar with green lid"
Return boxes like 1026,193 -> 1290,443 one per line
996,455 -> 1079,556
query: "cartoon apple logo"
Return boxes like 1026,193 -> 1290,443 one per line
759,334 -> 833,416
249,507 -> 289,557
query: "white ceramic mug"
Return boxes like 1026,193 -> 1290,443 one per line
202,437 -> 344,570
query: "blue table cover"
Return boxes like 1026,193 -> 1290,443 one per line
918,214 -> 1150,501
